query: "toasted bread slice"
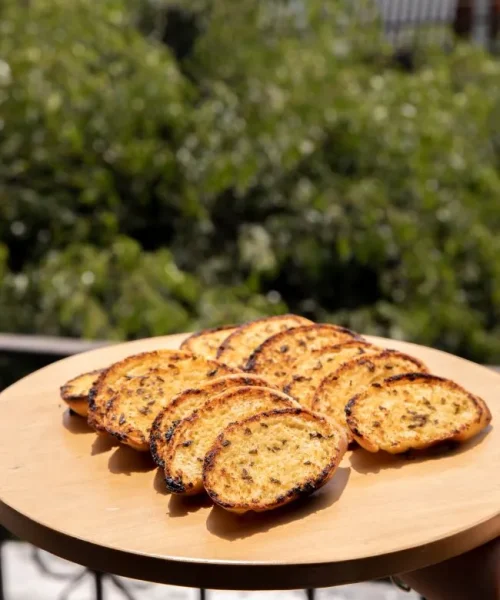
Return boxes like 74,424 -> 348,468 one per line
60,369 -> 105,417
245,324 -> 362,386
312,350 -> 428,436
150,373 -> 274,467
345,373 -> 492,454
180,325 -> 238,359
216,314 -> 313,368
283,341 -> 379,407
163,386 -> 299,495
203,408 -> 348,513
88,350 -> 236,451
88,350 -> 191,432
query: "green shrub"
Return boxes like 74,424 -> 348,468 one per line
0,238 -> 286,339
1,0 -> 500,363
0,0 -> 192,264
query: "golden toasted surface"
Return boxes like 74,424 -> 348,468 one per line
180,325 -> 238,360
245,324 -> 361,386
88,350 -> 236,451
345,373 -> 492,454
88,350 -> 190,432
312,350 -> 428,436
203,408 -> 348,513
60,369 -> 105,417
150,373 -> 274,467
283,341 -> 378,407
163,386 -> 299,495
216,314 -> 313,368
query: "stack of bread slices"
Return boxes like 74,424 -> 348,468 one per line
61,315 -> 492,514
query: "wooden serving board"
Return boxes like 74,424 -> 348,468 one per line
0,333 -> 498,590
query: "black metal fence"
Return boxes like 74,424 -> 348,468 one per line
373,0 -> 498,48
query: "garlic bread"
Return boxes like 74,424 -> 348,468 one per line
283,341 -> 378,407
312,350 -> 428,436
203,407 -> 348,513
345,373 -> 492,453
163,386 -> 299,495
180,325 -> 238,359
88,350 -> 236,451
60,369 -> 105,417
150,373 -> 274,467
245,324 -> 361,386
216,314 -> 313,368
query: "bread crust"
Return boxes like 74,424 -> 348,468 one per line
216,314 -> 313,368
163,386 -> 299,495
345,373 -> 492,454
245,324 -> 362,386
60,369 -> 105,417
150,373 -> 274,467
88,350 -> 236,451
180,325 -> 238,359
203,407 -> 348,513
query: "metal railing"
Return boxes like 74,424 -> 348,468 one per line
371,0 -> 499,50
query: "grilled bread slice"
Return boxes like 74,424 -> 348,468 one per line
163,386 -> 299,495
345,373 -> 492,454
245,324 -> 361,386
150,373 -> 274,467
312,350 -> 428,436
60,369 -> 105,417
203,407 -> 348,513
216,314 -> 313,368
88,350 -> 236,451
180,325 -> 238,359
283,341 -> 379,407
88,350 -> 190,432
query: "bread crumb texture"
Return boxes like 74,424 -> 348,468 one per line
283,340 -> 379,407
345,373 -> 491,453
313,350 -> 428,434
88,350 -> 236,450
164,386 -> 299,494
217,314 -> 313,368
246,324 -> 361,386
180,325 -> 238,359
204,408 -> 347,513
150,373 -> 274,466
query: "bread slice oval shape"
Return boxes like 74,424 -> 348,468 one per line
60,369 -> 105,417
345,373 -> 492,454
216,314 -> 313,368
163,386 -> 299,495
180,325 -> 238,360
245,324 -> 362,386
150,373 -> 274,467
88,350 -> 236,451
312,350 -> 428,436
203,407 -> 348,513
283,341 -> 379,407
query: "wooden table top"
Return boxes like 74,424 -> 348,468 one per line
0,333 -> 498,590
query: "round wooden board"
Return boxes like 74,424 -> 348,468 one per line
0,334 -> 499,590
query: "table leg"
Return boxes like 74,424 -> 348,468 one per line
199,588 -> 207,600
93,571 -> 104,600
305,589 -> 315,600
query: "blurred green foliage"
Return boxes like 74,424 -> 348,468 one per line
1,0 -> 500,362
